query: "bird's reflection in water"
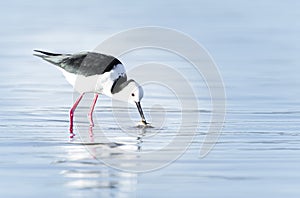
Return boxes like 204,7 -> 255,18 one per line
86,123 -> 148,153
62,168 -> 138,198
58,125 -> 150,197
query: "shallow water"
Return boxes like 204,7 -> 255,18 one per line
1,0 -> 300,197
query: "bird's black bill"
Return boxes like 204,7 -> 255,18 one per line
135,102 -> 147,124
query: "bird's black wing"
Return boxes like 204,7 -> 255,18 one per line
60,52 -> 122,77
34,50 -> 122,77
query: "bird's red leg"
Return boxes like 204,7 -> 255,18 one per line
88,93 -> 98,127
69,93 -> 84,137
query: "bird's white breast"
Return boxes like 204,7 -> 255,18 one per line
57,64 -> 126,96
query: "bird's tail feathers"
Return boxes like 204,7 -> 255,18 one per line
33,50 -> 68,65
33,50 -> 62,56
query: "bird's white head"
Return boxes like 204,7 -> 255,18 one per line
112,79 -> 147,124
112,79 -> 143,104
127,80 -> 144,104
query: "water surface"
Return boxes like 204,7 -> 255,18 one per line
1,0 -> 300,197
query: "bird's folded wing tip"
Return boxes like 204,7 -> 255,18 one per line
33,50 -> 45,58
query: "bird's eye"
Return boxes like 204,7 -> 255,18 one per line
131,93 -> 135,97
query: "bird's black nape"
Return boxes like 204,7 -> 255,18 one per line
111,76 -> 131,94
